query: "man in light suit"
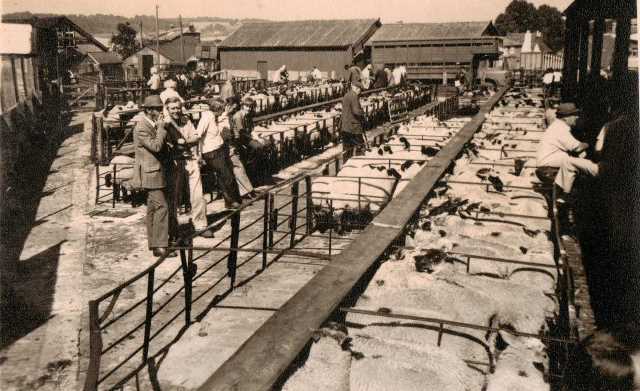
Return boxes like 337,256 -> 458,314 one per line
132,95 -> 176,258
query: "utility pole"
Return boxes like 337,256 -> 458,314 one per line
155,4 -> 160,67
179,15 -> 185,64
139,20 -> 143,47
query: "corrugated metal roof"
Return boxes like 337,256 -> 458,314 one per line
87,51 -> 122,64
220,19 -> 379,48
369,21 -> 494,43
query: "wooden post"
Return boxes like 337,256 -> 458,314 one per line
179,15 -> 186,64
561,8 -> 580,101
612,17 -> 632,81
578,17 -> 590,90
262,194 -> 269,270
289,182 -> 299,249
591,18 -> 605,76
305,176 -> 313,234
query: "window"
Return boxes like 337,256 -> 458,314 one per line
1,57 -> 18,112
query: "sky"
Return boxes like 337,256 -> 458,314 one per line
1,0 -> 574,22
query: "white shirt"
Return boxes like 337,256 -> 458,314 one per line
147,74 -> 161,90
195,111 -> 225,154
537,118 -> 581,167
542,72 -> 554,85
553,71 -> 562,82
311,68 -> 322,80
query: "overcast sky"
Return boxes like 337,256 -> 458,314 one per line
1,0 -> 574,22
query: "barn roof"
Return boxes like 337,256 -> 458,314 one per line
1,15 -> 109,52
87,51 -> 122,65
368,21 -> 496,43
220,19 -> 380,48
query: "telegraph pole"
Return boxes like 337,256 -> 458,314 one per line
155,4 -> 160,66
179,15 -> 185,64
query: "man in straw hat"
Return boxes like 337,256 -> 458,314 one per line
132,95 -> 176,258
537,102 -> 598,194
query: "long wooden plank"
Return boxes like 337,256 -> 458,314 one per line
197,87 -> 508,391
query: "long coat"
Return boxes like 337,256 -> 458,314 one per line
341,90 -> 364,134
132,115 -> 168,190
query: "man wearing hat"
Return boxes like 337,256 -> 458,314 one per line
537,102 -> 598,193
341,80 -> 366,160
132,95 -> 176,258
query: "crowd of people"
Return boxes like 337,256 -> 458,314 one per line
132,88 -> 259,258
344,61 -> 407,90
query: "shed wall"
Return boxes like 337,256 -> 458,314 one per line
220,48 -> 351,80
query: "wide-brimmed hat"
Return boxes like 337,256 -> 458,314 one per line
556,102 -> 580,117
141,95 -> 163,109
242,97 -> 254,105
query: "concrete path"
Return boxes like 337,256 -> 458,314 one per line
0,112 -> 94,391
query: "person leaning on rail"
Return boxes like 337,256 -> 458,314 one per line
131,95 -> 176,258
536,102 -> 598,198
224,96 -> 257,200
340,80 -> 366,161
161,96 -> 215,238
196,98 -> 242,209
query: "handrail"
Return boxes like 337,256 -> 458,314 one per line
195,87 -> 506,391
83,84 -> 448,390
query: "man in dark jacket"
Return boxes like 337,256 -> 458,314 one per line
132,95 -> 176,258
340,80 -> 366,160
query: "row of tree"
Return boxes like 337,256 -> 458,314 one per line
494,0 -> 565,52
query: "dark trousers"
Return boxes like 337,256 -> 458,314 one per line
203,147 -> 241,205
146,189 -> 169,248
341,132 -> 366,161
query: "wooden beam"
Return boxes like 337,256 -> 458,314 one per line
578,17 -> 590,86
196,87 -> 508,391
562,8 -> 580,102
612,17 -> 631,81
590,18 -> 605,75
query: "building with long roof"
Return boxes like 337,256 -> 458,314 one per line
218,19 -> 381,80
366,21 -> 501,81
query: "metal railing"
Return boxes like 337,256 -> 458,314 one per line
82,93 -> 458,390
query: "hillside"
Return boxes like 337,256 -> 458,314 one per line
2,11 -> 268,37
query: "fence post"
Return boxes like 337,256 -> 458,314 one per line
305,176 -> 313,234
228,211 -> 241,288
289,181 -> 299,248
142,269 -> 155,362
179,247 -> 192,326
262,193 -> 270,270
83,301 -> 103,391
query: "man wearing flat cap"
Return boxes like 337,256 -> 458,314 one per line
537,102 -> 598,194
132,95 -> 176,258
341,80 -> 366,160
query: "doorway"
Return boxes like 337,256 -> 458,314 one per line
142,55 -> 154,80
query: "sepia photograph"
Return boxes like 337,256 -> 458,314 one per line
0,0 -> 638,390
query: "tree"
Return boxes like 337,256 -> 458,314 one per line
537,5 -> 564,52
111,22 -> 140,59
495,0 -> 541,35
495,0 -> 565,52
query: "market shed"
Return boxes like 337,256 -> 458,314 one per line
218,19 -> 381,80
77,52 -> 123,82
367,21 -> 501,81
